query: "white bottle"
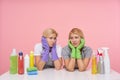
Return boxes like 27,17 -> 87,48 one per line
102,47 -> 110,74
24,54 -> 29,73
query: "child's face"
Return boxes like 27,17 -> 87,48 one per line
46,33 -> 57,47
69,33 -> 81,47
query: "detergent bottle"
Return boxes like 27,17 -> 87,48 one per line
102,47 -> 110,74
97,53 -> 104,74
10,48 -> 17,74
24,54 -> 29,73
30,51 -> 34,67
91,51 -> 97,74
18,51 -> 24,74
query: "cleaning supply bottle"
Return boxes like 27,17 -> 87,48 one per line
97,53 -> 104,74
102,47 -> 110,74
10,48 -> 17,74
18,51 -> 24,74
96,50 -> 99,73
97,48 -> 103,63
24,54 -> 29,73
30,51 -> 34,67
91,51 -> 97,74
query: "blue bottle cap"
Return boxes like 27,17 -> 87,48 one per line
19,51 -> 23,56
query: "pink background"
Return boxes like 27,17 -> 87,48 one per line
0,0 -> 120,75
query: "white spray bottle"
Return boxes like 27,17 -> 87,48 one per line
102,47 -> 110,74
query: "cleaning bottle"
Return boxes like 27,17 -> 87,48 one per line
97,48 -> 103,63
97,48 -> 103,73
97,53 -> 104,74
18,51 -> 24,74
30,51 -> 34,67
102,47 -> 110,74
91,51 -> 97,74
24,54 -> 29,73
96,50 -> 100,73
10,48 -> 17,74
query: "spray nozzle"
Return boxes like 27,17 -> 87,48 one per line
98,48 -> 104,54
101,47 -> 109,50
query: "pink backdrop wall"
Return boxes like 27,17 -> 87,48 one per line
0,0 -> 120,75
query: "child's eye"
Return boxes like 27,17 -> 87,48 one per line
75,37 -> 78,39
49,37 -> 53,39
54,38 -> 56,40
49,37 -> 56,40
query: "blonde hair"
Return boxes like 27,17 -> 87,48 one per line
69,28 -> 84,39
43,28 -> 58,37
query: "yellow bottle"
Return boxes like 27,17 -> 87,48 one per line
30,51 -> 34,67
91,52 -> 97,74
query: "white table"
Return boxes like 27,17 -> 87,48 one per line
0,69 -> 120,80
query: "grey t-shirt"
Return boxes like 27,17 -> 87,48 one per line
62,45 -> 92,59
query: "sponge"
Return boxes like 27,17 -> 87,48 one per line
27,71 -> 38,75
27,67 -> 37,72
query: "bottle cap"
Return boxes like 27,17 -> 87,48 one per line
19,51 -> 23,56
25,54 -> 29,59
30,51 -> 34,54
11,48 -> 17,55
92,50 -> 97,57
30,51 -> 34,56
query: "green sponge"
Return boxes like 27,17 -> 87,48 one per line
27,67 -> 37,72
